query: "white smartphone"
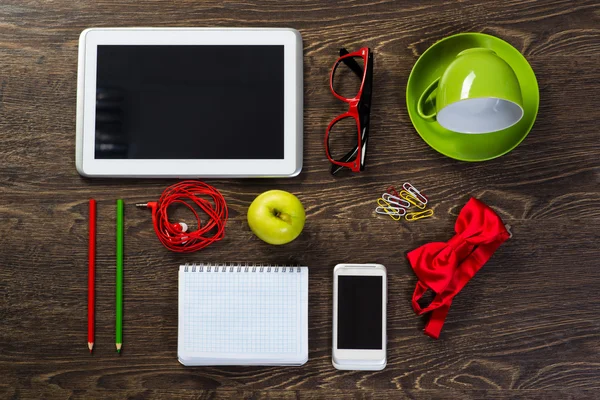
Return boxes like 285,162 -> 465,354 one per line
332,263 -> 387,370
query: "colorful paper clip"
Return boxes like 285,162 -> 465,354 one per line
381,192 -> 411,209
386,185 -> 400,197
375,206 -> 405,220
376,198 -> 406,219
399,190 -> 426,210
405,209 -> 434,222
376,198 -> 405,220
402,182 -> 428,205
380,183 -> 432,222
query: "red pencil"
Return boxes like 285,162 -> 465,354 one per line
88,199 -> 96,353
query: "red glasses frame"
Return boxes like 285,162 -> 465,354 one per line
324,47 -> 371,173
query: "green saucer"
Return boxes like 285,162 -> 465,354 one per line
406,33 -> 539,161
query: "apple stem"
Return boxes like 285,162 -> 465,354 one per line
271,208 -> 292,224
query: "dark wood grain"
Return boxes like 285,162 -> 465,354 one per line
1,0 -> 599,399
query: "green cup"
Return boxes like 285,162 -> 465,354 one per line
417,48 -> 524,134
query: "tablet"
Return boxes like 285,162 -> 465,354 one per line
76,28 -> 303,178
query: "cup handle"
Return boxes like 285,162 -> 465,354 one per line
417,77 -> 440,120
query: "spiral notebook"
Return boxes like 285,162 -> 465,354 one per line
178,263 -> 309,366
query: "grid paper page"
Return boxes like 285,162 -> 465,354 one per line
178,265 -> 308,366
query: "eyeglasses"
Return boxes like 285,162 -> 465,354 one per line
324,47 -> 373,175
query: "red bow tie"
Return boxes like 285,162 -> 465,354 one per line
407,198 -> 510,339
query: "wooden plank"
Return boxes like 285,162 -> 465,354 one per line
0,0 -> 599,398
1,219 -> 599,391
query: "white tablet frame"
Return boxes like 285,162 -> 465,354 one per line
76,27 -> 303,178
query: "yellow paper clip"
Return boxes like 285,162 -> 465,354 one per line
399,190 -> 426,209
376,198 -> 405,220
405,209 -> 434,222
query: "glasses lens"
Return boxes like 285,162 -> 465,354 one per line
328,115 -> 359,162
331,56 -> 365,99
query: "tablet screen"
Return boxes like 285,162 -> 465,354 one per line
94,45 -> 284,160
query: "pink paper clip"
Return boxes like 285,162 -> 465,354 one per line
402,182 -> 428,205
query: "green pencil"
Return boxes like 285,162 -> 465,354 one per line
116,199 -> 124,353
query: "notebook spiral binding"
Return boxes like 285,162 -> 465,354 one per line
183,262 -> 301,273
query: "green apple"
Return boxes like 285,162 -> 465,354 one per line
247,190 -> 306,245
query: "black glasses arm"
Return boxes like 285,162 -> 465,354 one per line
339,48 -> 364,78
330,126 -> 369,175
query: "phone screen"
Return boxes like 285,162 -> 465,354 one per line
337,275 -> 383,350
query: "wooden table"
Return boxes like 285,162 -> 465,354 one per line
1,1 -> 599,399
